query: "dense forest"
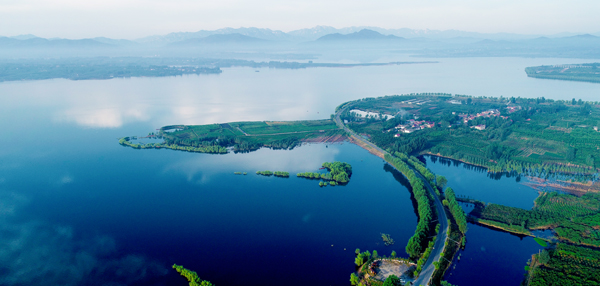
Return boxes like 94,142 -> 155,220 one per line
527,243 -> 600,286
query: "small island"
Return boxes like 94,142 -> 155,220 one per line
256,170 -> 289,177
297,161 -> 352,186
173,264 -> 214,286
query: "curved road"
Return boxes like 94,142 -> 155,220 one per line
335,105 -> 449,286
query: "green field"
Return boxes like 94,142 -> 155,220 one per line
229,120 -> 338,135
121,119 -> 342,153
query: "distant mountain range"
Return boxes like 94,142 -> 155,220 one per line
133,26 -> 600,45
2,26 -> 600,59
4,26 -> 600,46
316,29 -> 404,41
169,33 -> 267,47
0,36 -> 111,48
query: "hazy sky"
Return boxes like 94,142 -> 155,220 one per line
1,0 -> 598,39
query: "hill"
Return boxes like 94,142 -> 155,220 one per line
316,29 -> 404,42
169,33 -> 267,46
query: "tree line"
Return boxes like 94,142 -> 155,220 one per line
384,153 -> 437,259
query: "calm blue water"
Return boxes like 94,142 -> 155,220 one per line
1,56 -> 598,285
0,127 -> 418,285
422,155 -> 539,209
444,224 -> 544,286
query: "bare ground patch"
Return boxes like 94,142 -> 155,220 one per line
302,134 -> 348,143
370,259 -> 416,284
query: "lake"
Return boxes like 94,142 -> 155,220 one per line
1,56 -> 598,285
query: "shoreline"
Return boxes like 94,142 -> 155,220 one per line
423,152 -> 599,194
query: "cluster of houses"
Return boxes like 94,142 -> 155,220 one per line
392,107 -> 517,136
458,109 -> 505,123
394,119 -> 436,135
506,105 -> 522,113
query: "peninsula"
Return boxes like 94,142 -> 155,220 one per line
525,63 -> 600,83
120,92 -> 600,286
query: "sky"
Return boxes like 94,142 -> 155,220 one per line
0,0 -> 599,39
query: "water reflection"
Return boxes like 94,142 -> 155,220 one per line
445,223 -> 544,286
58,107 -> 149,128
422,155 -> 540,209
2,57 -> 600,131
162,143 -> 340,184
0,189 -> 167,286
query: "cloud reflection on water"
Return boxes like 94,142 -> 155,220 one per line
4,59 -> 600,129
0,190 -> 167,286
163,143 -> 341,184
57,107 -> 149,128
2,71 -> 338,129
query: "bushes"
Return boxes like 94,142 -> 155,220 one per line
322,161 -> 352,183
256,171 -> 289,177
298,161 -> 353,185
172,264 -> 214,286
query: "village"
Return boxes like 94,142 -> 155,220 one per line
392,105 -> 517,136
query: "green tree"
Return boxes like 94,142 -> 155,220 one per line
355,256 -> 364,266
391,250 -> 397,258
586,154 -> 596,167
567,147 -> 577,161
383,275 -> 401,286
355,248 -> 361,255
172,264 -> 214,286
436,175 -> 448,189
373,250 -> 378,258
350,273 -> 359,285
539,249 -> 550,265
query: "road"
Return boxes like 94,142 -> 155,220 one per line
335,105 -> 449,286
